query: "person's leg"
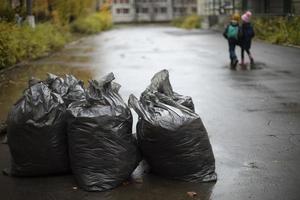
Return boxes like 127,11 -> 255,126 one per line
246,40 -> 254,65
246,49 -> 254,66
229,40 -> 238,69
229,41 -> 234,68
229,41 -> 234,60
232,43 -> 238,69
241,48 -> 245,65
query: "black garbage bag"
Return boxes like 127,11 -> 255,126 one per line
141,69 -> 194,111
67,73 -> 140,192
128,70 -> 217,183
46,73 -> 86,105
7,82 -> 69,176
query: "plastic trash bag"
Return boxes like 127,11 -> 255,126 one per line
46,73 -> 86,105
7,82 -> 69,176
128,70 -> 217,183
141,69 -> 194,111
67,73 -> 140,192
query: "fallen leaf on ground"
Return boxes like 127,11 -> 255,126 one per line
187,191 -> 197,198
122,181 -> 130,186
134,178 -> 143,184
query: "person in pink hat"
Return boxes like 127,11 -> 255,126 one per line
240,11 -> 255,68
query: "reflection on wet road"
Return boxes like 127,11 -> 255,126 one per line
1,25 -> 300,200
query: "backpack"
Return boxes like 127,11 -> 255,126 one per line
227,25 -> 239,39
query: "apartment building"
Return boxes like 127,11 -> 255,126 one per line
202,0 -> 300,16
173,0 -> 197,17
111,0 -> 136,22
135,0 -> 173,21
112,0 -> 197,22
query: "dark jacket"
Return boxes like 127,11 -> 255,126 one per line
240,22 -> 255,49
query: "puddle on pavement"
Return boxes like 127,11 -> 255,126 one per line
165,30 -> 215,36
0,64 -> 94,122
43,55 -> 91,63
280,102 -> 299,109
246,102 -> 300,114
0,155 -> 216,200
62,47 -> 95,54
277,102 -> 300,113
107,162 -> 216,200
276,70 -> 292,75
223,61 -> 265,71
290,135 -> 300,146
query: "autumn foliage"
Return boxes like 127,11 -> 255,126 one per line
1,0 -> 102,25
0,1 -> 113,69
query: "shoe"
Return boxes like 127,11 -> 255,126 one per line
230,60 -> 235,70
250,58 -> 255,69
240,58 -> 245,66
233,59 -> 238,69
230,63 -> 236,70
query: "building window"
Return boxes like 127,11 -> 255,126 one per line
192,7 -> 197,13
119,0 -> 129,3
154,7 -> 158,13
114,0 -> 118,3
142,7 -> 149,13
160,7 -> 167,13
116,8 -> 130,14
178,7 -> 186,13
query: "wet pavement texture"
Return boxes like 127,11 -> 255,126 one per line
0,25 -> 300,200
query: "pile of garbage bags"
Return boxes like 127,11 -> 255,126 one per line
5,69 -> 216,192
6,73 -> 140,191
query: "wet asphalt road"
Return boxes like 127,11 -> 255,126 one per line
0,25 -> 300,200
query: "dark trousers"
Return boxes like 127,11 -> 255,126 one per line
241,48 -> 251,60
241,40 -> 252,60
228,40 -> 237,61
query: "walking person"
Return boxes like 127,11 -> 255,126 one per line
223,13 -> 241,70
240,11 -> 255,69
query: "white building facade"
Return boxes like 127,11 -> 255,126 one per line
111,0 -> 136,22
173,0 -> 197,17
112,0 -> 198,22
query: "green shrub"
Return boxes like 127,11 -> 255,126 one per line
171,17 -> 185,27
0,22 -> 69,69
0,1 -> 15,21
0,1 -> 113,69
172,15 -> 201,30
253,16 -> 300,46
71,12 -> 112,34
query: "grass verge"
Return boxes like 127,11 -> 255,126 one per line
171,15 -> 201,29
